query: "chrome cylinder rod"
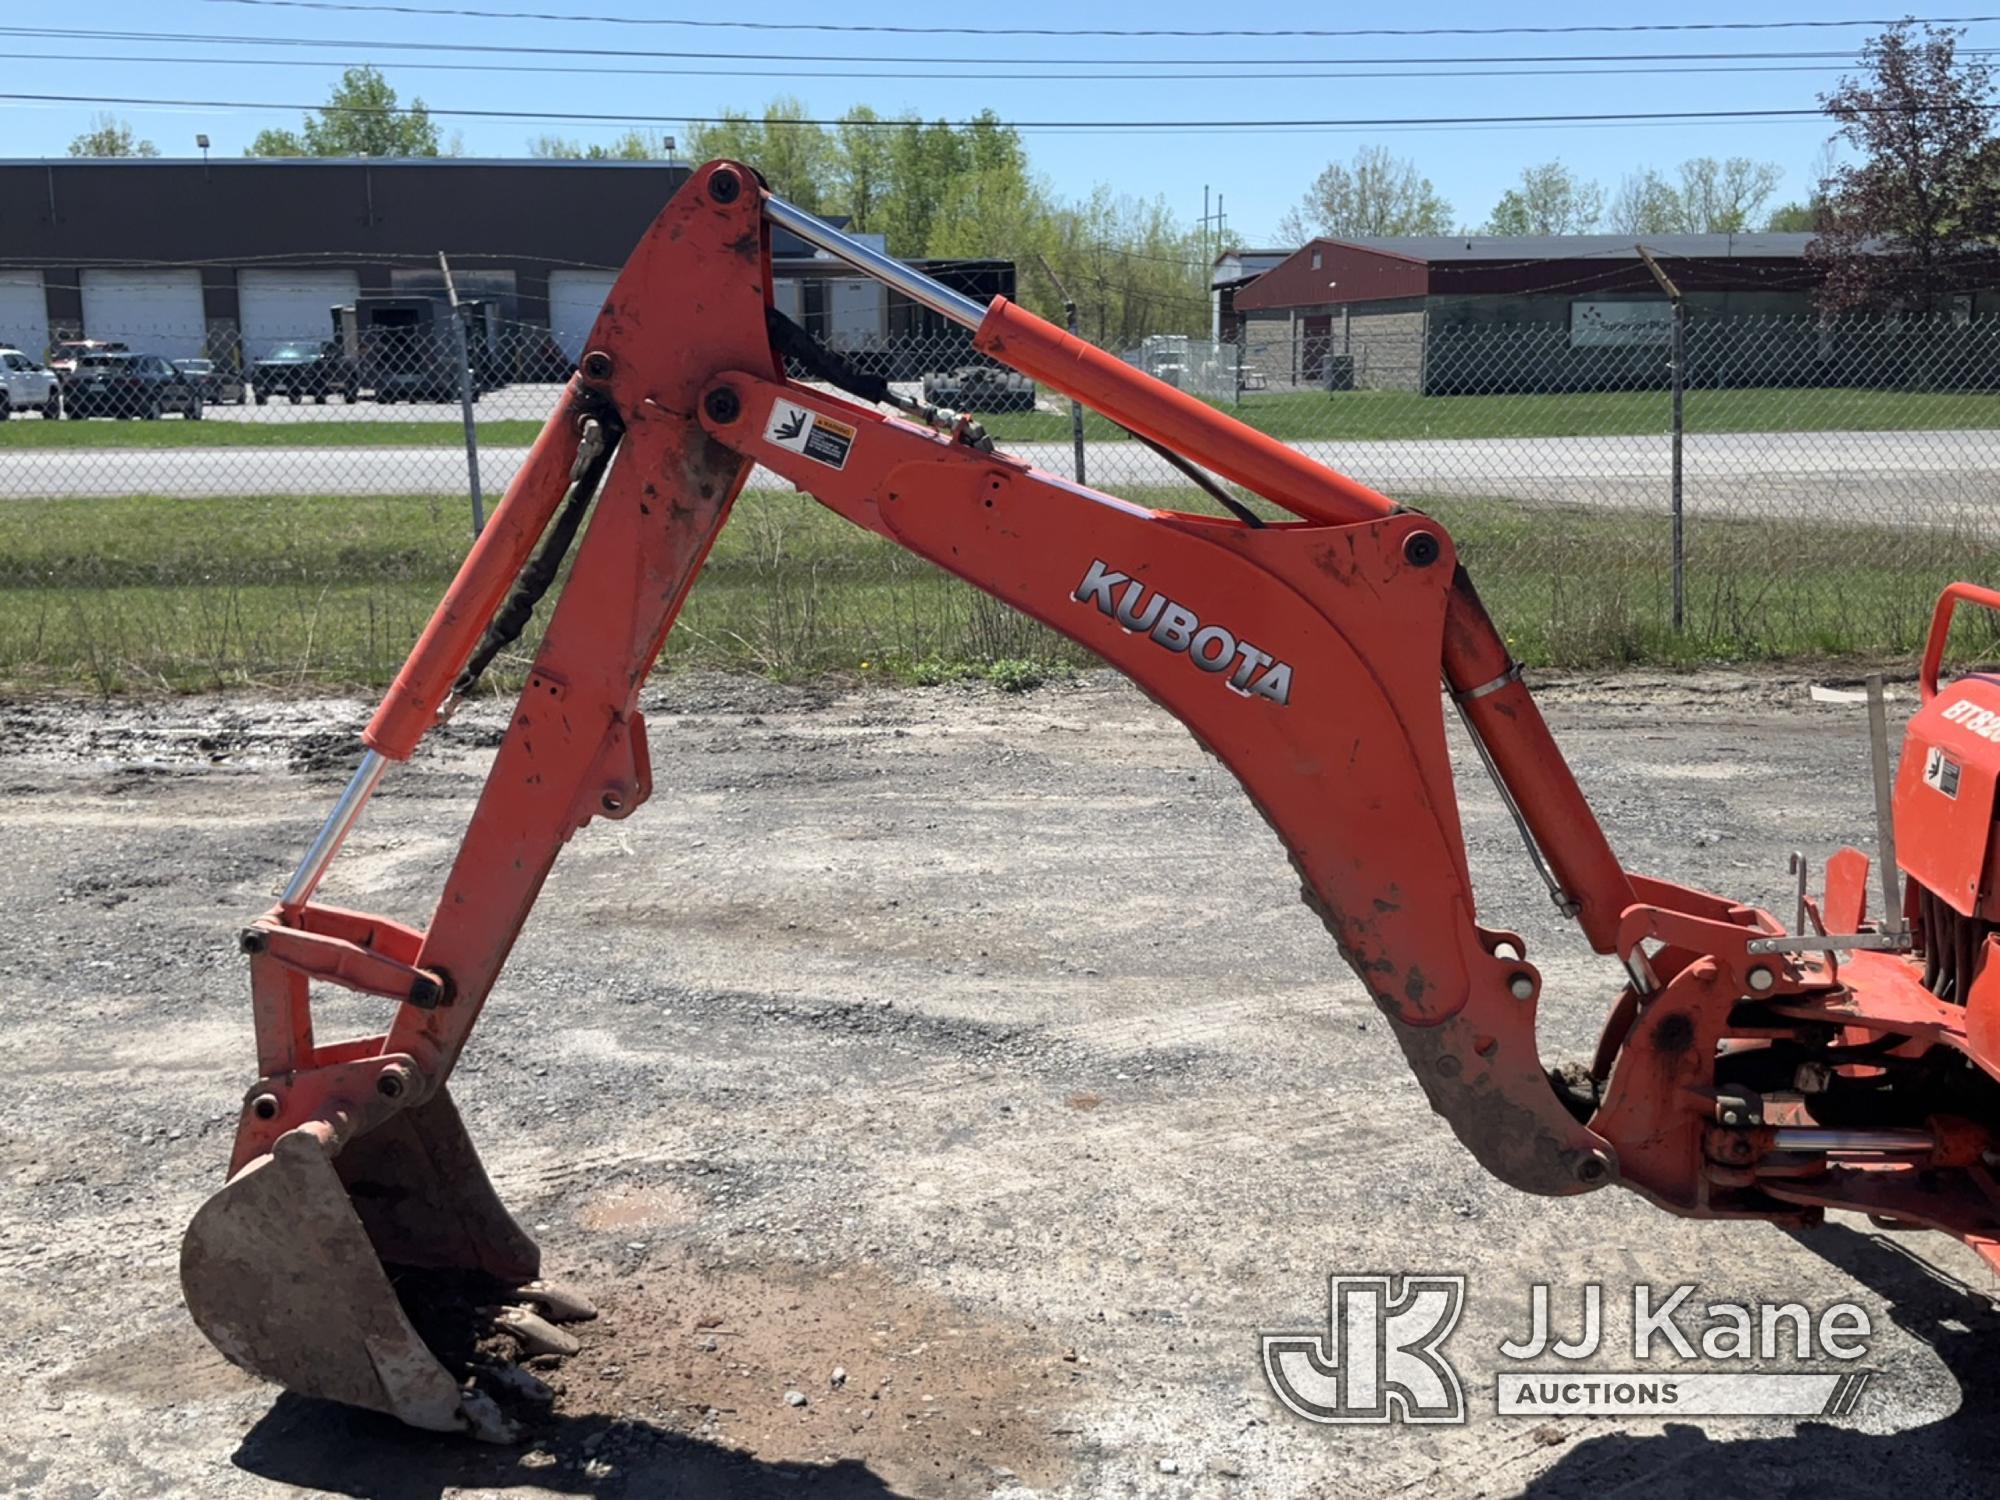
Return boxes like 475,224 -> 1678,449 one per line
281,749 -> 389,910
1772,1127 -> 1933,1153
763,195 -> 988,331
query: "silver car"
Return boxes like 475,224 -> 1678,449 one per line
0,347 -> 60,419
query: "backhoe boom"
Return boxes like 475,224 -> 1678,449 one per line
182,161 -> 2000,1438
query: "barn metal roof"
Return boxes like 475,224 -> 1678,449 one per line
1309,232 -> 1817,262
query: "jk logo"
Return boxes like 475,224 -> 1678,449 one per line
1261,1274 -> 1467,1425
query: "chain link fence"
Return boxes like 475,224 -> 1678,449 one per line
2,309 -> 1997,685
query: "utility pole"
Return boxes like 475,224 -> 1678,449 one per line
1198,191 -> 1229,341
1036,253 -> 1087,485
1636,244 -> 1686,633
1198,189 -> 1228,264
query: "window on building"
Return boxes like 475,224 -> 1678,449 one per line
1311,251 -> 1323,270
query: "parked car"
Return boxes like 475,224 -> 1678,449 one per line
64,352 -> 203,419
921,364 -> 1037,414
48,339 -> 128,389
173,358 -> 247,406
0,347 -> 62,419
251,340 -> 356,404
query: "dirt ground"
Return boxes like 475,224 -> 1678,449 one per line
4,668 -> 1999,1499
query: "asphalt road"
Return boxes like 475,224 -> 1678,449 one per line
6,427 -> 1999,521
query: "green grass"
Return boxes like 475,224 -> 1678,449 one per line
4,383 -> 1994,450
0,486 -> 1991,694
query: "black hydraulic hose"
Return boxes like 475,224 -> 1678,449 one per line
767,306 -> 891,406
1129,430 -> 1266,528
449,411 -> 619,702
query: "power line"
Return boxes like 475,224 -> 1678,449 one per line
0,25 -> 1938,70
9,50 -> 1953,85
7,91 -> 1985,131
188,1 -> 2000,40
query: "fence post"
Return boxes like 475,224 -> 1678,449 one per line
1637,245 -> 1685,632
1233,335 -> 1245,404
1669,299 -> 1686,632
437,251 -> 486,538
1066,301 -> 1088,483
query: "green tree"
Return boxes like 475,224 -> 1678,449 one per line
528,129 -> 673,160
832,108 -> 892,231
1765,143 -> 1839,232
1277,147 -> 1452,240
1484,161 -> 1603,235
68,114 -> 158,158
676,95 -> 1211,339
244,66 -> 443,158
1047,190 -> 1209,345
1676,156 -> 1785,233
684,98 -> 833,209
1606,169 -> 1682,234
1811,21 -> 2000,313
1607,157 -> 1784,234
246,128 -> 308,158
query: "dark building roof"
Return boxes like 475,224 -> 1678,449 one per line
0,156 -> 941,277
1312,232 -> 1816,263
0,157 -> 698,273
1234,231 -> 1840,311
15,156 -> 689,169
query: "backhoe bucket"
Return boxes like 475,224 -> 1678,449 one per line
180,1087 -> 551,1435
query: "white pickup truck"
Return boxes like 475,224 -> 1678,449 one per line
0,347 -> 61,418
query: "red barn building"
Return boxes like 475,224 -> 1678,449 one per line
1225,232 -> 1999,393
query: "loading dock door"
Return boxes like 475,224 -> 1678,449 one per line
80,269 -> 207,359
0,271 -> 49,358
239,269 -> 361,359
829,278 -> 885,348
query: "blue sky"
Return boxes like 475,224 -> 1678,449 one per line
11,1 -> 1995,242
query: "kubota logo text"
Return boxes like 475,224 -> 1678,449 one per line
1074,559 -> 1293,705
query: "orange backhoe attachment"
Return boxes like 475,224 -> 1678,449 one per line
183,161 -> 2000,1435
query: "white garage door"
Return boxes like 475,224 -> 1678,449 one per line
548,270 -> 618,361
0,271 -> 49,358
830,278 -> 886,347
238,269 -> 359,359
81,269 -> 207,359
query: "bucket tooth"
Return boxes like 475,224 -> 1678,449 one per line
516,1280 -> 598,1323
489,1306 -> 582,1358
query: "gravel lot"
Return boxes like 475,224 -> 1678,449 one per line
3,669 -> 1998,1498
